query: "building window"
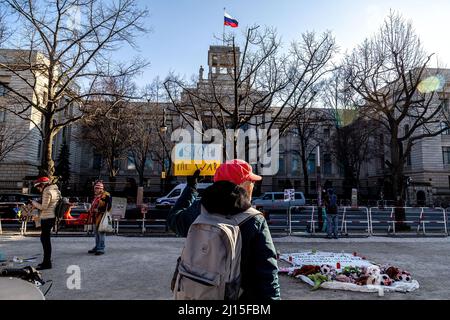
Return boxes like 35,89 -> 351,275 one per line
145,158 -> 153,171
310,180 -> 317,194
93,153 -> 102,170
324,128 -> 330,138
0,83 -> 7,96
37,140 -> 42,160
202,115 -> 213,130
379,134 -> 385,170
323,154 -> 332,175
441,122 -> 450,135
441,99 -> 449,114
406,153 -> 412,166
338,163 -> 345,177
0,109 -> 5,122
443,147 -> 450,165
291,154 -> 300,176
278,155 -> 286,175
307,154 -> 316,174
127,152 -> 136,170
404,124 -> 410,137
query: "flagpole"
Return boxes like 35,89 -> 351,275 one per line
223,7 -> 226,46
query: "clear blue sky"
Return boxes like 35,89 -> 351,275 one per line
117,0 -> 450,85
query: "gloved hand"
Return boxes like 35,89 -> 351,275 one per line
187,169 -> 201,188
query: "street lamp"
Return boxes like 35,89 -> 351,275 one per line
160,107 -> 168,193
316,145 -> 322,206
160,107 -> 168,134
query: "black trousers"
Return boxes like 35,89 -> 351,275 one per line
40,218 -> 55,264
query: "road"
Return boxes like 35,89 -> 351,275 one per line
1,235 -> 449,300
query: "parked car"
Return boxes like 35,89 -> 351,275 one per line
252,192 -> 306,211
155,183 -> 213,208
62,203 -> 91,227
0,193 -> 40,220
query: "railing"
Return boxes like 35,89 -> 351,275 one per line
339,207 -> 371,236
369,207 -> 448,235
417,208 -> 448,236
0,218 -> 29,235
0,216 -> 169,236
111,216 -> 168,235
287,206 -> 316,235
2,207 -> 448,237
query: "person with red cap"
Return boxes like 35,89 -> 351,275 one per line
88,181 -> 112,255
167,159 -> 281,300
31,176 -> 61,270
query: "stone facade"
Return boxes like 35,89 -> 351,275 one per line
0,49 -> 80,192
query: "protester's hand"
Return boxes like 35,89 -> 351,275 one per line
187,169 -> 201,187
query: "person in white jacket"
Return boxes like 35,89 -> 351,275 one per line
32,177 -> 61,270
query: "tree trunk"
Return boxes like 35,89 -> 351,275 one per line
138,159 -> 145,187
138,169 -> 144,187
301,158 -> 309,198
109,175 -> 116,194
41,115 -> 55,178
390,135 -> 408,229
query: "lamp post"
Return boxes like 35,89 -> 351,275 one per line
160,107 -> 168,194
316,145 -> 322,206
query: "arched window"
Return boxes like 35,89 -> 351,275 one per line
441,122 -> 450,135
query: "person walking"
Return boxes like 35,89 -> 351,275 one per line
31,177 -> 61,270
325,188 -> 339,239
167,160 -> 281,301
88,181 -> 112,256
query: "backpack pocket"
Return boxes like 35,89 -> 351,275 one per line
175,263 -> 222,300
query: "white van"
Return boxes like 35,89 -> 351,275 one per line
252,191 -> 306,211
155,183 -> 213,208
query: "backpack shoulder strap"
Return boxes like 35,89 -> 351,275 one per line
196,206 -> 262,226
231,207 -> 263,226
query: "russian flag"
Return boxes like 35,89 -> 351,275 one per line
224,12 -> 238,28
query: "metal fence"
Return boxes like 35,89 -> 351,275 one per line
265,206 -> 449,237
1,207 -> 449,237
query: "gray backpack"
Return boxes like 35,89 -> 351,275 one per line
172,206 -> 261,300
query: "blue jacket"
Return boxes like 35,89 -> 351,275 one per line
167,181 -> 281,301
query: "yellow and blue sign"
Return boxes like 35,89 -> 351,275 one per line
173,144 -> 222,176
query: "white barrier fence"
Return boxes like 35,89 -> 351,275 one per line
0,217 -> 168,236
280,206 -> 449,236
1,207 -> 449,236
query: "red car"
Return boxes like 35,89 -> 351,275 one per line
63,203 -> 90,227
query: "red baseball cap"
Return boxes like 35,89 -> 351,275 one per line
94,181 -> 104,189
34,177 -> 50,187
214,159 -> 262,186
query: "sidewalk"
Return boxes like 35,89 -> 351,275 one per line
1,236 -> 449,300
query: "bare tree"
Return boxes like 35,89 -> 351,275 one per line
164,27 -> 336,157
0,0 -> 148,177
129,104 -> 174,189
81,76 -> 137,192
323,68 -> 380,199
344,11 -> 450,203
330,118 -> 378,199
0,117 -> 28,162
127,77 -> 174,191
0,8 -> 8,45
289,108 -> 329,197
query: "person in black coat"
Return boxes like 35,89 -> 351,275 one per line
167,160 -> 281,301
